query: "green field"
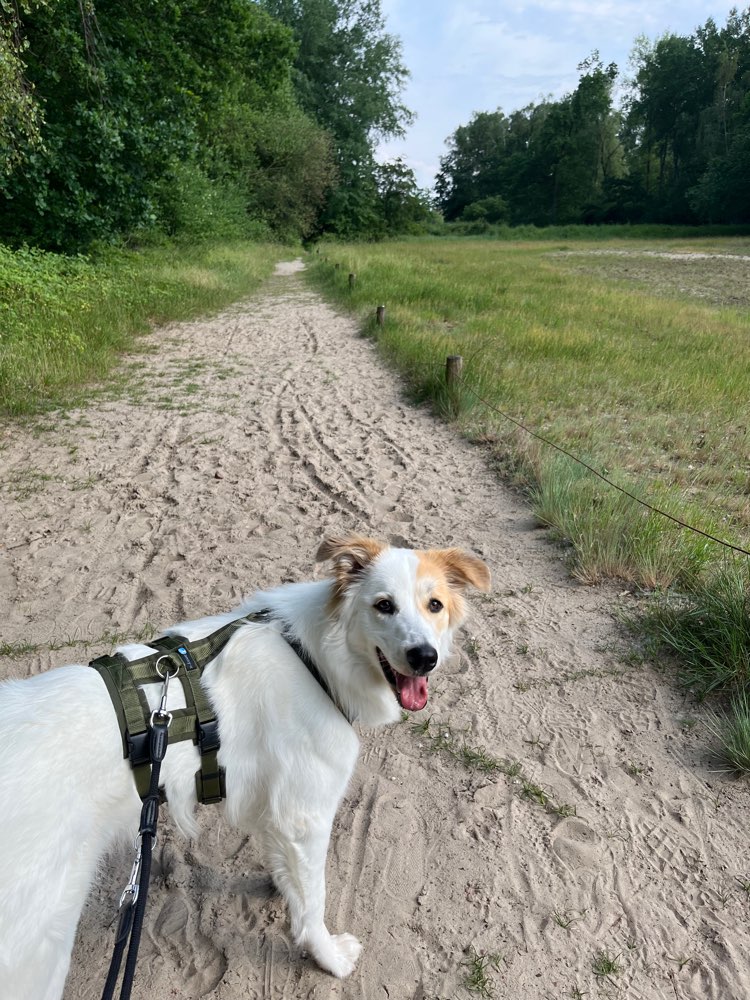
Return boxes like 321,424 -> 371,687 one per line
310,238 -> 750,582
309,237 -> 750,743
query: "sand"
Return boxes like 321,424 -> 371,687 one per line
1,259 -> 748,1000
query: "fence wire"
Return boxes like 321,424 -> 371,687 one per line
449,373 -> 750,560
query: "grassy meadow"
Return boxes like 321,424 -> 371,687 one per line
309,236 -> 750,763
0,242 -> 280,417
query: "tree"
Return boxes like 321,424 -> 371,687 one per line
374,158 -> 431,234
461,196 -> 508,224
540,55 -> 623,223
209,93 -> 337,240
623,32 -> 715,220
436,9 -> 750,228
435,111 -> 511,220
0,0 -> 336,247
688,9 -> 750,222
259,0 -> 413,235
436,57 -> 622,226
0,1 -> 45,175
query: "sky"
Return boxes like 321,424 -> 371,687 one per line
377,0 -> 742,190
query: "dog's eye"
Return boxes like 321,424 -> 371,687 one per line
374,599 -> 396,615
428,598 -> 444,614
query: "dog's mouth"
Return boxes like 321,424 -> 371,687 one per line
377,648 -> 428,712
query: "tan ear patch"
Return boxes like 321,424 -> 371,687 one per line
415,553 -> 463,626
316,535 -> 387,601
418,548 -> 491,593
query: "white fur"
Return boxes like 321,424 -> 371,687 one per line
0,541 -> 486,998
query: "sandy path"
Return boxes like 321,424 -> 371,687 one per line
1,261 -> 748,1000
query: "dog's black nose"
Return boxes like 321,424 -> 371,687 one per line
406,644 -> 438,675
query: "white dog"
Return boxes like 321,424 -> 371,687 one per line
0,535 -> 490,999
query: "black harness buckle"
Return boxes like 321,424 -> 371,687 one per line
196,766 -> 226,805
126,730 -> 150,768
197,718 -> 220,754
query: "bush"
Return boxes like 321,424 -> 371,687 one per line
150,162 -> 270,244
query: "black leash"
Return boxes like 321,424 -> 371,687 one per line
101,665 -> 173,1000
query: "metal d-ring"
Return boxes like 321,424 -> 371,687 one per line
154,655 -> 180,680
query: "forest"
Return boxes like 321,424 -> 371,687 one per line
0,0 -> 422,249
437,10 -> 750,228
2,2 -> 750,249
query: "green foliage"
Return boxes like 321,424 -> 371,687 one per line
261,0 -> 413,236
209,93 -> 337,241
436,11 -> 750,227
0,1 -> 46,174
374,158 -> 433,235
0,0 -> 335,248
0,0 -> 416,246
0,241 -> 278,414
461,197 -> 509,224
435,109 -> 518,221
436,57 -> 624,226
149,163 -> 266,244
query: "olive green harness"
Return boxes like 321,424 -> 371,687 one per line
90,610 -> 344,804
90,617 -> 252,803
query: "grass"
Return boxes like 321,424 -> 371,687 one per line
637,561 -> 750,696
0,622 -> 154,659
309,238 -> 750,583
592,950 -> 622,978
551,909 -> 582,929
0,241 -> 281,416
703,690 -> 750,774
410,716 -> 576,817
309,236 -> 750,768
461,946 -> 503,998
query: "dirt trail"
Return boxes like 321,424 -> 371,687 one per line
1,260 -> 748,1000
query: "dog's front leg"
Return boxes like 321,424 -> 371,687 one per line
262,816 -> 362,978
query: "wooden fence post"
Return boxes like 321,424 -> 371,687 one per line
348,272 -> 356,290
446,355 -> 464,418
446,354 -> 463,387
376,305 -> 385,326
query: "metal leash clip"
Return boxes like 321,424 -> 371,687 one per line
150,655 -> 178,727
119,839 -> 143,909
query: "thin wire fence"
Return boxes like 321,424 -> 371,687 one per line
443,366 -> 750,560
318,263 -> 750,560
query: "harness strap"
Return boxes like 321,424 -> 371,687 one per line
155,627 -> 248,802
91,654 -> 153,798
249,609 -> 350,721
92,610 -> 349,804
91,621 -> 250,803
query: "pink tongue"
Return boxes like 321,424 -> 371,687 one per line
395,673 -> 429,711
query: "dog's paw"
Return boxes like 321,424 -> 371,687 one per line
312,931 -> 362,978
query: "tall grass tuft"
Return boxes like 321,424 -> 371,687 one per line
704,690 -> 750,774
639,561 -> 750,697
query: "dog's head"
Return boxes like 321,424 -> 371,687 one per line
317,535 -> 490,712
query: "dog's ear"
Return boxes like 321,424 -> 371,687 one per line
317,535 -> 386,577
422,548 -> 491,593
